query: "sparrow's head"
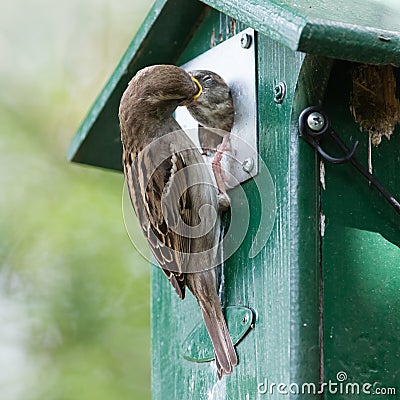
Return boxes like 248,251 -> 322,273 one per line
186,70 -> 234,132
119,64 -> 202,149
120,65 -> 201,117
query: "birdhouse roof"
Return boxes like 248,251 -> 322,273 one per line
68,0 -> 400,170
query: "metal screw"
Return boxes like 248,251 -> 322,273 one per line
242,157 -> 254,173
273,82 -> 286,104
240,33 -> 252,49
306,112 -> 326,132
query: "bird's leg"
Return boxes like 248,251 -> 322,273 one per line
212,134 -> 231,210
212,134 -> 231,192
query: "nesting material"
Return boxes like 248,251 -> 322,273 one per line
350,64 -> 400,147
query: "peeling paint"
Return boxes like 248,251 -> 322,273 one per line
319,160 -> 326,190
320,213 -> 326,237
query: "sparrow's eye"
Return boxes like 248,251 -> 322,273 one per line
202,75 -> 213,83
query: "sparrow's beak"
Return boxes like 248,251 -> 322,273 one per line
181,76 -> 203,106
191,76 -> 203,99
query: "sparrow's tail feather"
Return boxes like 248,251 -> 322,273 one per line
199,296 -> 238,378
186,270 -> 237,378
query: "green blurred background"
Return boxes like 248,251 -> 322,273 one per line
0,0 -> 154,398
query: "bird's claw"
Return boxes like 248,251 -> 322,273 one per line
217,192 -> 231,211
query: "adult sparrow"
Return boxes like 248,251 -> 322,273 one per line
119,65 -> 237,378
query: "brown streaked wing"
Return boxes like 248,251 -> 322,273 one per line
123,145 -> 191,299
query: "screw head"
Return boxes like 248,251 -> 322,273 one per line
273,82 -> 286,104
242,157 -> 254,173
306,112 -> 326,132
240,33 -> 252,49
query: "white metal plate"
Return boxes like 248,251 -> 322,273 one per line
176,28 -> 257,188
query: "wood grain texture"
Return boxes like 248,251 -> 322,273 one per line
202,0 -> 400,66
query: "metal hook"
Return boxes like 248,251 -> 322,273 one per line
298,107 -> 359,164
299,106 -> 400,215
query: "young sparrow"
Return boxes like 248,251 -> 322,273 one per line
187,70 -> 234,143
119,65 -> 237,378
186,70 -> 234,199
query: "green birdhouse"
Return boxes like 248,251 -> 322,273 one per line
69,0 -> 400,398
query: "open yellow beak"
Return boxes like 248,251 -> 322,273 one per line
180,76 -> 203,106
191,76 -> 203,100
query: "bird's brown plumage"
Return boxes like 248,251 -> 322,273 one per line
119,64 -> 238,377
